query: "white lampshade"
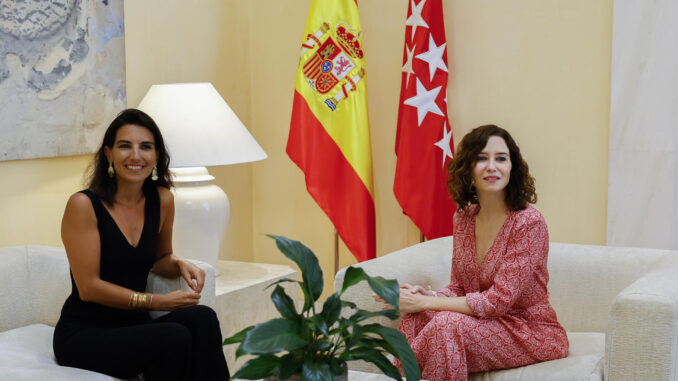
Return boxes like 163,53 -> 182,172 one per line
137,82 -> 267,167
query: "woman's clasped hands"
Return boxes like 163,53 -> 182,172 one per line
373,283 -> 436,314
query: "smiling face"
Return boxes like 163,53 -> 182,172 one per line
104,124 -> 157,185
472,135 -> 512,198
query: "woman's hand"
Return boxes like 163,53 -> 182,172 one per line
372,283 -> 432,314
398,287 -> 428,314
400,283 -> 435,296
152,290 -> 201,311
177,259 -> 205,293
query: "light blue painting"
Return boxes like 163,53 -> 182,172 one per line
0,0 -> 126,161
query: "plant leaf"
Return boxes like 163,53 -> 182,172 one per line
349,308 -> 400,323
278,352 -> 302,380
345,324 -> 364,349
366,274 -> 400,309
340,266 -> 368,295
231,354 -> 281,379
301,361 -> 333,381
344,348 -> 403,380
265,277 -> 300,289
352,337 -> 383,350
341,300 -> 357,309
235,344 -> 248,358
223,326 -> 254,345
340,266 -> 400,309
241,319 -> 308,354
268,235 -> 324,310
321,292 -> 341,327
361,324 -> 420,381
271,285 -> 298,319
310,314 -> 329,337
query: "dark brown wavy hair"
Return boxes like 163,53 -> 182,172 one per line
447,124 -> 536,211
88,109 -> 172,205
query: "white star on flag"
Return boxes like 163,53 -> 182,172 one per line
403,78 -> 444,126
415,34 -> 448,81
402,44 -> 416,87
434,122 -> 454,167
406,0 -> 429,40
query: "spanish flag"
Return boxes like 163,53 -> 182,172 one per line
287,0 -> 375,262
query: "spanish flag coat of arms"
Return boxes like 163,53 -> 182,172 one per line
287,0 -> 375,262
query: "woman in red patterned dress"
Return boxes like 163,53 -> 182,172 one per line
386,125 -> 569,380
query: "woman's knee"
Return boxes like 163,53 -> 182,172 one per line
426,311 -> 474,335
186,305 -> 220,330
173,305 -> 217,322
189,304 -> 217,319
158,323 -> 192,348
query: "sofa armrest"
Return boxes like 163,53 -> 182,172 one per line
605,258 -> 678,381
146,260 -> 216,318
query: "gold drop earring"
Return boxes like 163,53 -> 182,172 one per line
108,162 -> 115,178
151,166 -> 158,181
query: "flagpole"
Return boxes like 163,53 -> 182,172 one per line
334,229 -> 339,275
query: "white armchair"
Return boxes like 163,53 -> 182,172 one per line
334,237 -> 678,381
0,245 -> 215,381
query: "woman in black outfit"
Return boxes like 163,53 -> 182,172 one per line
53,109 -> 229,380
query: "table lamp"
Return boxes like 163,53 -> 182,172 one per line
138,82 -> 266,275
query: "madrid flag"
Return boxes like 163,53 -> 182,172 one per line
394,0 -> 456,239
287,0 -> 375,262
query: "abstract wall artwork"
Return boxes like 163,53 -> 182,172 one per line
0,0 -> 126,161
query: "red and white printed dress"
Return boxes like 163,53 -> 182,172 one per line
399,205 -> 569,381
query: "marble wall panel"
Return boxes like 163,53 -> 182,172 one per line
608,0 -> 678,249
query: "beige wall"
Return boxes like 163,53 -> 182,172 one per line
1,0 -> 611,297
0,155 -> 90,247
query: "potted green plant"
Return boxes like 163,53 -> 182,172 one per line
223,235 -> 420,381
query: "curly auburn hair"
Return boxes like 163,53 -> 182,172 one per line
447,124 -> 536,211
88,109 -> 173,205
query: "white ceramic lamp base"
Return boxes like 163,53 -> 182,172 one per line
170,167 -> 229,276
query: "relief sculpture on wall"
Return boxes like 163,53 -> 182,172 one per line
0,0 -> 126,161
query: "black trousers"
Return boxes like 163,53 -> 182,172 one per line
54,305 -> 229,381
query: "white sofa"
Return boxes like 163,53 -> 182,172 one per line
0,245 -> 216,381
335,237 -> 678,381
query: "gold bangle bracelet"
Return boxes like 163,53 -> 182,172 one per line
128,291 -> 153,310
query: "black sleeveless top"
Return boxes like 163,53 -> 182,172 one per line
55,186 -> 160,330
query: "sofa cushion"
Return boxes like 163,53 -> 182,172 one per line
469,332 -> 604,381
0,324 -> 119,381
